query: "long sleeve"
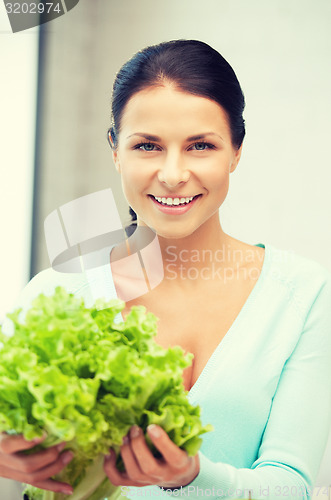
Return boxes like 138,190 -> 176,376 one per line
1,267 -> 97,336
161,273 -> 331,499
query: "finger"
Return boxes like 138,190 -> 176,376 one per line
120,433 -> 148,483
2,442 -> 67,472
104,449 -> 151,488
104,449 -> 131,487
0,455 -> 73,494
129,426 -> 163,478
146,425 -> 188,467
30,479 -> 73,495
25,450 -> 74,483
0,433 -> 46,454
18,450 -> 73,484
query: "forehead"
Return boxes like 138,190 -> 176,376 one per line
119,86 -> 231,138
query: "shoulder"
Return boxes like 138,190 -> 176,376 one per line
266,243 -> 331,288
20,267 -> 90,304
265,243 -> 331,319
1,268 -> 92,335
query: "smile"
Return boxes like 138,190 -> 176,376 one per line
150,195 -> 199,206
148,194 -> 202,215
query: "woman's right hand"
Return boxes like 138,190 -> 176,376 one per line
0,433 -> 74,495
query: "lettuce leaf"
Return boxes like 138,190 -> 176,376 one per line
0,287 -> 212,500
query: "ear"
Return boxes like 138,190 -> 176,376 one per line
108,129 -> 121,173
230,143 -> 243,173
112,149 -> 121,173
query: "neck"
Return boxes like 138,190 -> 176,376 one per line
151,215 -> 240,284
161,220 -> 224,259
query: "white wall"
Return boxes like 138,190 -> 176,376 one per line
0,7 -> 38,323
0,6 -> 38,498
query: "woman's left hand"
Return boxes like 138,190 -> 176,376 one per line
103,424 -> 200,489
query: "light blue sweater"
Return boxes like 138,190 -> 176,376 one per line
2,243 -> 331,500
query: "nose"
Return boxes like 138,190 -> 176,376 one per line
157,151 -> 190,188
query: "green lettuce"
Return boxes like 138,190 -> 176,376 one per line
0,287 -> 212,500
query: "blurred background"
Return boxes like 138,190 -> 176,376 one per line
0,0 -> 330,497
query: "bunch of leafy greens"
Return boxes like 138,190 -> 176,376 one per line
0,287 -> 212,500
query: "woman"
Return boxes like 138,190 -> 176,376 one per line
1,40 -> 330,499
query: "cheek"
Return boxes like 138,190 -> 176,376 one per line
120,175 -> 135,204
119,166 -> 146,208
207,164 -> 230,191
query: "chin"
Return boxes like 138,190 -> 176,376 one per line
152,223 -> 199,240
138,213 -> 211,240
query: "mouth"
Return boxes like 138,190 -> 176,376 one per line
148,194 -> 201,207
148,194 -> 202,215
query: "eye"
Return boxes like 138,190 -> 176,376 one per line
134,142 -> 160,152
189,141 -> 216,151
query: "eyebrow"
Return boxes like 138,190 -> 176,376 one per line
126,133 -> 160,141
126,132 -> 224,142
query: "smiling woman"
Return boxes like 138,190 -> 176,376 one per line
1,39 -> 331,500
107,40 -> 245,239
109,86 -> 242,240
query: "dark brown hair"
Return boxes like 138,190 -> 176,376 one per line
107,39 -> 246,233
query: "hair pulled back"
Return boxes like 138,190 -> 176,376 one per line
108,40 -> 246,234
109,39 -> 245,150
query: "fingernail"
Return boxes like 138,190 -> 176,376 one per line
32,432 -> 47,443
122,435 -> 129,445
61,451 -> 74,465
57,442 -> 66,452
32,437 -> 43,443
60,488 -> 73,495
147,424 -> 161,438
105,450 -> 112,460
130,426 -> 141,439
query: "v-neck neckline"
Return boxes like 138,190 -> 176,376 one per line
86,242 -> 270,398
188,242 -> 270,399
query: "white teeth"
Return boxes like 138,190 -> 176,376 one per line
153,195 -> 195,206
